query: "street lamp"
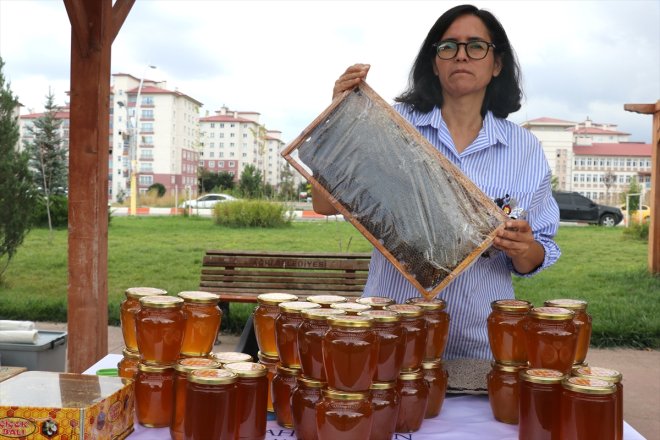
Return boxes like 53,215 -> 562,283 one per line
130,64 -> 157,216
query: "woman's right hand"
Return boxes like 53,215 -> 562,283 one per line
332,63 -> 370,99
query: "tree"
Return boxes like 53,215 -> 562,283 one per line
0,57 -> 37,277
148,182 -> 166,197
603,170 -> 616,205
621,176 -> 643,212
198,169 -> 235,193
23,90 -> 67,233
238,164 -> 263,198
278,164 -> 297,200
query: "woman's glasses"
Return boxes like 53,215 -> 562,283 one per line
433,40 -> 495,60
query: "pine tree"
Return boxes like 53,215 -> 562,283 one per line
23,89 -> 68,232
0,57 -> 37,277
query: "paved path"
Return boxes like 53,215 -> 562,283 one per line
35,322 -> 658,439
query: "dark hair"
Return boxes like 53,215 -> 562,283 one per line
395,4 -> 522,118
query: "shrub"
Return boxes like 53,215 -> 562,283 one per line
622,222 -> 649,241
148,183 -> 166,197
214,200 -> 294,227
32,195 -> 68,228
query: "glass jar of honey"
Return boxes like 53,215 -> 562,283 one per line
395,369 -> 428,433
519,368 -> 564,440
135,362 -> 176,428
120,287 -> 167,352
307,294 -> 347,308
272,364 -> 300,428
316,389 -> 373,440
257,351 -> 279,412
223,362 -> 269,440
323,315 -> 377,392
291,376 -> 325,440
487,299 -> 531,364
524,306 -> 577,374
560,377 -> 617,440
486,361 -> 526,424
330,301 -> 372,315
211,351 -> 253,366
356,296 -> 395,310
406,297 -> 450,360
573,366 -> 623,440
117,347 -> 140,380
386,304 -> 426,371
275,301 -> 321,367
184,368 -> 238,440
358,310 -> 405,382
177,291 -> 221,357
136,295 -> 185,364
298,308 -> 346,381
254,293 -> 298,356
369,381 -> 399,440
422,359 -> 448,419
544,299 -> 592,365
171,357 -> 221,440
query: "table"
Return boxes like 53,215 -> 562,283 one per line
85,355 -> 646,439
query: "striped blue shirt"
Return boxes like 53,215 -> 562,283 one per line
363,103 -> 561,360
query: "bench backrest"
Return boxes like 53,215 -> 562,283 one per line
201,250 -> 372,302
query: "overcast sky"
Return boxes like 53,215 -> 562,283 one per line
1,0 -> 658,144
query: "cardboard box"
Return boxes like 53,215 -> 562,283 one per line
0,331 -> 67,372
0,371 -> 134,439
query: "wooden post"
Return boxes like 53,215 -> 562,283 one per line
64,0 -> 134,373
625,100 -> 660,274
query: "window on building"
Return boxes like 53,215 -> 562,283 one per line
141,149 -> 153,159
210,133 -> 215,138
139,175 -> 153,185
229,161 -> 235,167
142,97 -> 154,105
587,158 -> 592,166
230,143 -> 235,147
242,153 -> 247,157
141,109 -> 153,118
218,161 -> 224,167
626,159 -> 631,167
230,152 -> 235,157
140,163 -> 153,172
230,123 -> 235,128
209,161 -> 215,168
210,123 -> 215,128
140,122 -> 153,132
230,133 -> 235,138
243,133 -> 248,138
219,152 -> 224,157
210,142 -> 215,148
209,152 -> 214,158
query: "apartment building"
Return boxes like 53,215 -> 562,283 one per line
199,106 -> 302,189
111,73 -> 202,202
521,117 -> 652,204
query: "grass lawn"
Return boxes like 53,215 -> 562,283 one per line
0,216 -> 658,348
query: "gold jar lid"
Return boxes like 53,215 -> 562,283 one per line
322,388 -> 369,400
188,368 -> 237,385
330,302 -> 372,313
298,376 -> 326,388
175,357 -> 221,373
276,364 -> 301,376
306,295 -> 347,306
491,299 -> 532,312
370,381 -> 396,390
257,351 -> 279,363
257,293 -> 298,305
138,362 -> 175,373
211,351 -> 253,364
125,287 -> 167,299
224,362 -> 268,378
358,310 -> 400,323
529,306 -> 574,320
490,361 -> 528,373
177,291 -> 220,304
122,348 -> 140,359
573,366 -> 622,384
544,299 -> 588,311
562,377 -> 616,395
406,297 -> 447,311
139,295 -> 183,308
399,369 -> 424,381
421,359 -> 445,370
520,368 -> 565,384
386,304 -> 423,318
279,301 -> 322,314
327,315 -> 373,328
301,308 -> 346,320
356,296 -> 395,308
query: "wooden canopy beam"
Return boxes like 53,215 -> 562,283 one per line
625,100 -> 660,274
65,0 -> 133,373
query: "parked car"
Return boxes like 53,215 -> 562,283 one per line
180,193 -> 236,209
620,204 -> 651,224
552,191 -> 623,226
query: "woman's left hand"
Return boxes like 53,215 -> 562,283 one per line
493,220 -> 545,274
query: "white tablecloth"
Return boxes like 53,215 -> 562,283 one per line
85,354 -> 646,440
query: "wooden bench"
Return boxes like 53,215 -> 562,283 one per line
200,249 -> 372,302
200,249 -> 372,355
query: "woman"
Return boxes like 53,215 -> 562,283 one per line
313,4 -> 560,360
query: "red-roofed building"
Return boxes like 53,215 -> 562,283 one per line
19,105 -> 71,154
521,117 -> 651,204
